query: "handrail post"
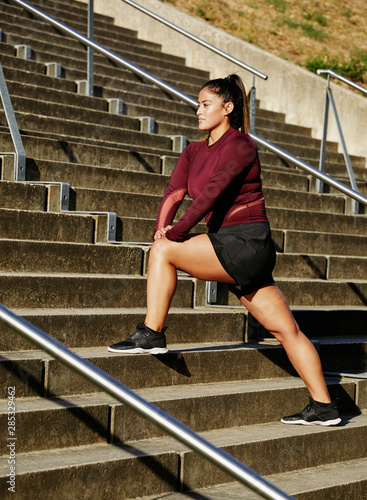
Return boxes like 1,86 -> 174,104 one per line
0,63 -> 26,181
316,70 -> 361,214
327,87 -> 359,214
249,76 -> 256,133
87,0 -> 94,96
316,74 -> 330,194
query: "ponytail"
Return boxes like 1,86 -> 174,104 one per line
200,74 -> 249,134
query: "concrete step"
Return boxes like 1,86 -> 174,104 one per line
158,457 -> 367,499
7,94 -> 141,132
0,208 -> 97,242
0,413 -> 365,498
5,78 -> 195,125
257,150 -> 367,179
255,115 -> 312,138
0,52 -> 46,76
24,159 -> 310,195
0,239 -> 146,275
256,126 -> 337,152
0,273 -> 194,310
260,140 -> 366,169
1,123 -> 175,158
0,181 -> 47,211
0,112 -> 173,151
1,64 -> 79,94
321,162 -> 367,182
1,306 -> 366,353
0,236 -> 349,281
1,131 -> 170,174
275,253 -> 367,281
328,255 -> 367,280
101,378 -> 360,443
67,187 -> 347,220
2,338 -> 365,398
115,212 -> 365,244
0,440 -> 180,499
0,307 -> 247,351
24,160 -> 179,194
267,207 -> 367,236
213,279 -> 367,308
0,377 -> 357,454
283,229 -> 367,257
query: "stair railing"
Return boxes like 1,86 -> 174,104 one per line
0,303 -> 294,500
8,0 -> 367,211
316,69 -> 367,215
0,63 -> 26,180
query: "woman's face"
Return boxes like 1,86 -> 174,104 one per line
197,87 -> 233,135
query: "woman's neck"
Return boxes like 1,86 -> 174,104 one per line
208,123 -> 231,145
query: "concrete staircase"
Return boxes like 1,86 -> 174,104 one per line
0,0 -> 366,498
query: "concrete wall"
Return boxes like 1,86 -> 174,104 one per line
80,0 -> 367,162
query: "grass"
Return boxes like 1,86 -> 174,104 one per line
161,0 -> 367,84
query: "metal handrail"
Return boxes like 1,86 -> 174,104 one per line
317,69 -> 367,95
119,0 -> 268,81
0,63 -> 26,180
0,303 -> 293,500
251,132 -> 367,208
11,0 -> 366,208
316,69 -> 366,214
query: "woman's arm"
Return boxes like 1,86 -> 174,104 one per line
152,147 -> 191,239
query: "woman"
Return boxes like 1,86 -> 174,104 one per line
108,74 -> 341,426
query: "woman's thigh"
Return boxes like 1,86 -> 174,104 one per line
150,233 -> 236,283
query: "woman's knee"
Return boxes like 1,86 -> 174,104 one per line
149,237 -> 174,265
270,319 -> 301,344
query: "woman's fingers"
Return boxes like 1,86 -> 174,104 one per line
155,225 -> 173,239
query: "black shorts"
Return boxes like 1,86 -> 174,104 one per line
208,222 -> 276,296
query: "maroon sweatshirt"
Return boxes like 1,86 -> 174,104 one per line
154,127 -> 268,242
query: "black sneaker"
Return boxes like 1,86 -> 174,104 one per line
108,322 -> 168,354
281,398 -> 341,426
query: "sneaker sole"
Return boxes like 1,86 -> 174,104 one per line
280,417 -> 341,426
107,346 -> 168,354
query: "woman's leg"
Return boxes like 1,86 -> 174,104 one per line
240,284 -> 331,403
145,234 -> 235,331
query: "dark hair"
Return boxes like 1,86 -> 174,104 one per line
200,74 -> 249,134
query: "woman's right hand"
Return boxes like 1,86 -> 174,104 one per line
154,225 -> 173,240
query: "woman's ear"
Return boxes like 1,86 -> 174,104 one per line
224,101 -> 234,115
